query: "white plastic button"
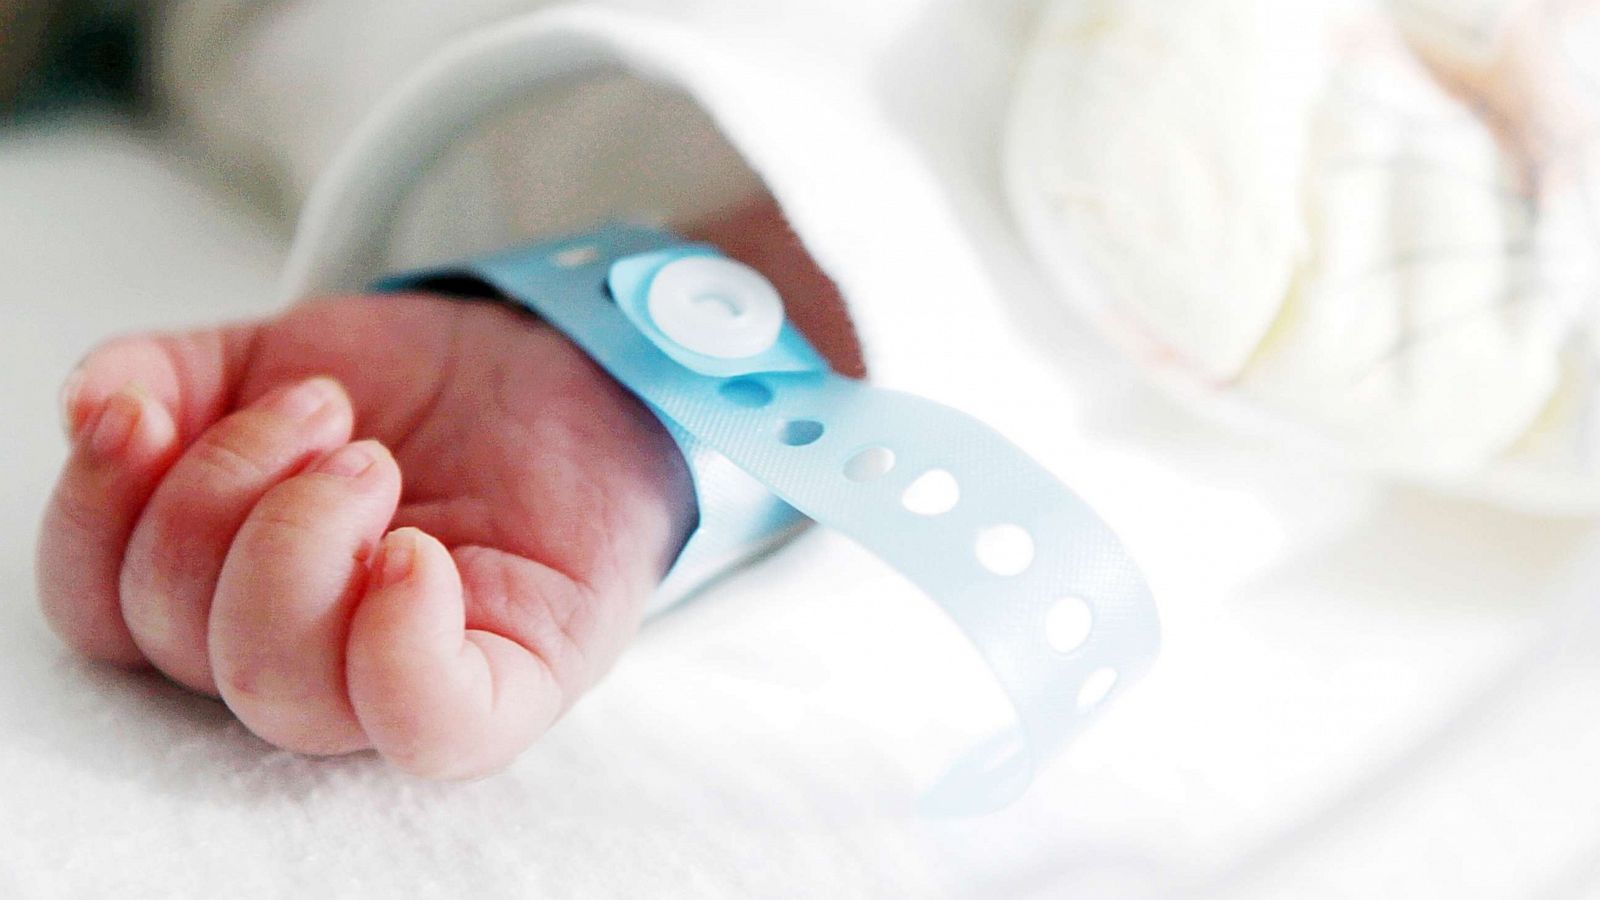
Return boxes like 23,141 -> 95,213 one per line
646,257 -> 785,359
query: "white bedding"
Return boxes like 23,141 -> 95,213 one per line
4,108 -> 1600,900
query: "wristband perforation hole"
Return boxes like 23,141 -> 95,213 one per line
718,378 -> 773,408
843,446 -> 896,482
974,524 -> 1034,576
1076,666 -> 1119,711
778,419 -> 825,446
901,469 -> 960,515
1043,596 -> 1094,654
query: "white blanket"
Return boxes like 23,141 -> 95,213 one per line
6,118 -> 1600,900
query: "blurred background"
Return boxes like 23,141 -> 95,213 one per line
4,1 -> 1600,898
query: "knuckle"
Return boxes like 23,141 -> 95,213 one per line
218,661 -> 283,705
222,666 -> 363,756
217,655 -> 319,716
244,477 -> 361,548
188,429 -> 274,483
247,494 -> 323,540
49,485 -> 110,539
371,716 -> 442,774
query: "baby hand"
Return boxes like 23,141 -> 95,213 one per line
37,289 -> 701,778
37,200 -> 858,777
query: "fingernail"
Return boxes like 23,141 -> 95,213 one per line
59,369 -> 87,440
372,529 -> 418,590
88,387 -> 143,457
263,377 -> 339,419
313,442 -> 376,478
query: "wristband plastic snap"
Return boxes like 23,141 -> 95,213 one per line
646,256 -> 784,359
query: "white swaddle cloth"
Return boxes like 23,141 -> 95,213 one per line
1007,0 -> 1600,513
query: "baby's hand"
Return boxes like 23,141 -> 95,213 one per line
37,199 -> 858,777
38,290 -> 701,777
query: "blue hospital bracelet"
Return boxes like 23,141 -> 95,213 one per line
376,223 -> 1160,812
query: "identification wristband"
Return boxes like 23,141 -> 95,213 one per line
376,223 -> 1160,813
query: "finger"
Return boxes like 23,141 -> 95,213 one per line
38,324 -> 259,665
59,324 -> 260,445
210,440 -> 401,755
37,385 -> 180,664
346,531 -> 571,779
120,377 -> 354,694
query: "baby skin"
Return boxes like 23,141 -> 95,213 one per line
36,199 -> 861,778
